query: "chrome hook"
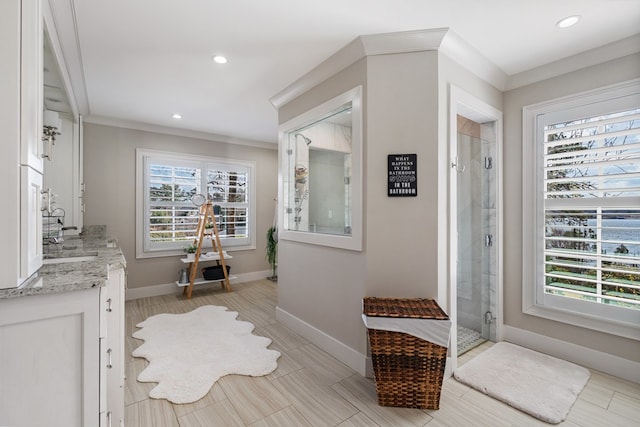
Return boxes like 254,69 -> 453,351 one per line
451,157 -> 466,173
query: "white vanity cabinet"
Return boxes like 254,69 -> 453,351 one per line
0,265 -> 126,427
0,0 -> 44,289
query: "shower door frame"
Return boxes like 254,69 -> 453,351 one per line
448,85 -> 504,371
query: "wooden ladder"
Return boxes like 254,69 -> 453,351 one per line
184,200 -> 231,299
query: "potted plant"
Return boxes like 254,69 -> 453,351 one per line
184,242 -> 198,260
266,226 -> 277,281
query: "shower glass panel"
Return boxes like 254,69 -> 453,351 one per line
308,149 -> 350,235
283,104 -> 353,236
456,117 -> 497,355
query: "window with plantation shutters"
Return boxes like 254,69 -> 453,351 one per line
522,81 -> 640,336
136,149 -> 255,257
543,108 -> 640,310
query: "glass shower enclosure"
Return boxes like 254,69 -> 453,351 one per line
455,116 -> 498,355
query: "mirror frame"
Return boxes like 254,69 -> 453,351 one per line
278,85 -> 363,251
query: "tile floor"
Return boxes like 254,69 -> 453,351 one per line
456,326 -> 486,356
125,279 -> 640,426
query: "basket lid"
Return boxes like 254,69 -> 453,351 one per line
363,297 -> 449,320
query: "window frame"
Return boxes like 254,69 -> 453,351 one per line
136,148 -> 256,258
522,79 -> 640,340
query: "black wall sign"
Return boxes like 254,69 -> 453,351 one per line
387,154 -> 417,197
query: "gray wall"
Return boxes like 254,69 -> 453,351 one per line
364,52 -> 440,302
503,53 -> 640,363
277,50 -> 503,357
278,51 -> 443,356
278,58 -> 368,352
83,123 -> 278,289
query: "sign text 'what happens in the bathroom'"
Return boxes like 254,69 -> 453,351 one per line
387,154 -> 417,197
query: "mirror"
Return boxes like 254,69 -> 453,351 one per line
279,86 -> 362,251
42,25 -> 82,239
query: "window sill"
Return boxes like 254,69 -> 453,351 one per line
524,302 -> 640,341
136,244 -> 255,260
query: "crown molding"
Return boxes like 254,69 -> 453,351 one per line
84,115 -> 277,150
440,29 -> 508,90
269,36 -> 366,110
270,28 -> 509,109
359,27 -> 449,55
506,34 -> 640,91
270,28 -> 640,108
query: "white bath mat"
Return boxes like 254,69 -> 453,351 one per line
132,305 -> 280,404
454,342 -> 590,424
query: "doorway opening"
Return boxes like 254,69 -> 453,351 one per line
449,86 -> 503,363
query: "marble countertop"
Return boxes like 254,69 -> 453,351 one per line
0,225 -> 126,299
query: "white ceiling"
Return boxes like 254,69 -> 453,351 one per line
54,0 -> 640,144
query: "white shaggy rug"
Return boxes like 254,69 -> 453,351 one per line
453,342 -> 590,424
132,305 -> 280,404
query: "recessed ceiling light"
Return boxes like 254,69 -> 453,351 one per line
212,55 -> 228,64
172,113 -> 182,119
556,15 -> 581,29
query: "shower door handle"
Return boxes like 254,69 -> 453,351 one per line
485,234 -> 493,247
451,157 -> 466,173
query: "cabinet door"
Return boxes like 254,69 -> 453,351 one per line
99,336 -> 108,422
0,288 -> 101,427
104,267 -> 125,426
20,166 -> 43,280
20,0 -> 44,173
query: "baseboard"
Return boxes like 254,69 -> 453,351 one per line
125,270 -> 272,301
503,325 -> 640,384
275,306 -> 368,376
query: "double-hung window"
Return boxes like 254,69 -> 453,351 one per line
136,149 -> 255,257
523,81 -> 640,338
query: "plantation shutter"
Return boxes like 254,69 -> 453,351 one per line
206,167 -> 249,241
542,108 -> 640,308
146,160 -> 200,247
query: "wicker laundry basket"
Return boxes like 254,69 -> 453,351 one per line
363,297 -> 449,410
